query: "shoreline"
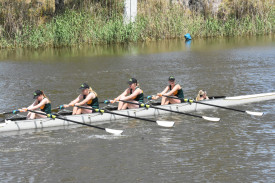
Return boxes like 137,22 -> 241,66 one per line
0,1 -> 274,49
1,35 -> 274,61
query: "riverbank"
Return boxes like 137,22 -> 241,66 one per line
0,0 -> 274,49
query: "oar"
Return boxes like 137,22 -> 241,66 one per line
76,105 -> 174,127
159,95 -> 264,116
0,98 -> 143,117
0,110 -> 19,117
1,107 -> 64,117
118,100 -> 220,122
27,110 -> 123,135
51,107 -> 60,113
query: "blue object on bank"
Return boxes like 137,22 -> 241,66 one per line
184,33 -> 192,40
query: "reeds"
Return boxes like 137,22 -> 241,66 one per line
0,0 -> 274,48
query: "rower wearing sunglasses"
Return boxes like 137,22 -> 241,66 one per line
196,90 -> 209,101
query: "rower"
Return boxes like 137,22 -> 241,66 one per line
111,78 -> 144,110
20,90 -> 51,119
152,76 -> 184,105
63,83 -> 99,115
196,90 -> 209,101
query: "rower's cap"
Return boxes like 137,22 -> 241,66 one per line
168,76 -> 175,81
79,83 -> 89,90
128,78 -> 137,85
33,90 -> 43,99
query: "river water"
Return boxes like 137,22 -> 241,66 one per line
0,36 -> 274,182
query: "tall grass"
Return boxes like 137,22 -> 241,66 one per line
0,0 -> 274,49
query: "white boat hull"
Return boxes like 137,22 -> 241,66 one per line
1,92 -> 275,132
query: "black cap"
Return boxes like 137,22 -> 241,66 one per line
128,78 -> 137,85
79,83 -> 89,90
33,90 -> 43,99
168,76 -> 175,81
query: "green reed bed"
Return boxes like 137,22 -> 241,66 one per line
0,0 -> 274,49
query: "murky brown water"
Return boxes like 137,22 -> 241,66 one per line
0,36 -> 274,182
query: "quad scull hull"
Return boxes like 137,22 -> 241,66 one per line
1,92 -> 274,132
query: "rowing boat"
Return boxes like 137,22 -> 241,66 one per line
0,92 -> 274,132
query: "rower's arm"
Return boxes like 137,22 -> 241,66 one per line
166,84 -> 181,96
114,89 -> 129,101
20,101 -> 36,111
78,93 -> 95,106
154,86 -> 169,99
27,101 -> 37,108
28,98 -> 47,110
68,95 -> 81,106
124,88 -> 141,101
160,86 -> 169,95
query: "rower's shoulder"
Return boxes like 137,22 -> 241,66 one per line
88,92 -> 95,97
135,87 -> 143,92
76,94 -> 84,100
176,84 -> 182,88
42,98 -> 50,103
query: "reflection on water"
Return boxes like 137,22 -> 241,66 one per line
0,36 -> 274,182
0,35 -> 274,61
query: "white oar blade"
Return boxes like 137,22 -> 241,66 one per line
105,128 -> 123,135
156,121 -> 175,127
245,111 -> 264,116
202,116 -> 220,122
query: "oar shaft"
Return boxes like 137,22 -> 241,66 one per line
27,110 -> 105,131
105,110 -> 156,123
194,101 -> 245,113
162,95 -> 246,113
58,116 -> 105,130
1,107 -> 66,116
150,105 -> 203,119
0,110 -> 20,116
75,105 -> 157,123
0,112 -> 13,115
120,100 -> 204,119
